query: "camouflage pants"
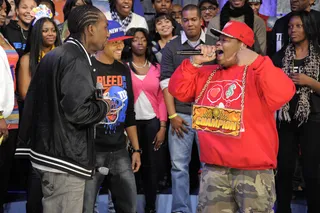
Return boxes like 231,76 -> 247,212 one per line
197,165 -> 276,213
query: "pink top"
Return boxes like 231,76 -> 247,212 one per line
130,63 -> 167,122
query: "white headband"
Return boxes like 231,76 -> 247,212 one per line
31,4 -> 53,26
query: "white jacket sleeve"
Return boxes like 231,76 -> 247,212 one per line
128,13 -> 149,32
140,15 -> 149,31
0,45 -> 14,118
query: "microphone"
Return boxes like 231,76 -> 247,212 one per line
95,82 -> 104,99
176,50 -> 202,55
96,166 -> 109,175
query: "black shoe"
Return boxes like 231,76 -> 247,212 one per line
145,207 -> 156,213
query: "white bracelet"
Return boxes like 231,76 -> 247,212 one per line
190,56 -> 203,68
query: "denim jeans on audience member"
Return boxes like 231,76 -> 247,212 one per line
83,148 -> 137,213
169,113 -> 199,213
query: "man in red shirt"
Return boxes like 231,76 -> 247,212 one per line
169,20 -> 295,212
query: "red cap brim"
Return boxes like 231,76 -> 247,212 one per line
210,28 -> 235,39
108,36 -> 133,42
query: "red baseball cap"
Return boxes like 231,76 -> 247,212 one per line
210,20 -> 255,47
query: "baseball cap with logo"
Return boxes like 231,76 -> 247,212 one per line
210,20 -> 255,47
108,20 -> 133,42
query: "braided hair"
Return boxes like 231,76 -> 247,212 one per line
63,0 -> 93,21
67,5 -> 102,40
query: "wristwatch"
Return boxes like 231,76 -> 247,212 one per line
132,148 -> 142,154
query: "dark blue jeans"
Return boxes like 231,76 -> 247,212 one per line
169,113 -> 199,213
83,148 -> 137,213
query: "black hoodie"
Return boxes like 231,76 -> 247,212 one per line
4,20 -> 28,57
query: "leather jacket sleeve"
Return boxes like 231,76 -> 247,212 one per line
60,58 -> 108,127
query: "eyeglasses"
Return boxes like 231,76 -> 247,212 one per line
200,6 -> 217,12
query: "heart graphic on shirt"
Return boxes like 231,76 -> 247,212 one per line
207,85 -> 223,104
209,87 -> 221,98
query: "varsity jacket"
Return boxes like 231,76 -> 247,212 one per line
17,38 -> 109,179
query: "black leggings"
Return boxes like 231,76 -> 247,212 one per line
136,117 -> 166,211
0,129 -> 17,213
26,164 -> 43,213
276,120 -> 320,213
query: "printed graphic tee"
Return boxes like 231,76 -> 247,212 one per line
92,58 -> 136,152
194,66 -> 246,137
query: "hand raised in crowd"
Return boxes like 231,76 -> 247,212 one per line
153,127 -> 166,151
0,118 -> 8,144
290,73 -> 314,86
191,44 -> 217,65
170,115 -> 189,138
236,47 -> 259,66
132,152 -> 141,173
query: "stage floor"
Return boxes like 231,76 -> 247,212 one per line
3,193 -> 308,213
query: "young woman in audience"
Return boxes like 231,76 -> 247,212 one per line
107,0 -> 148,32
152,13 -> 176,63
17,7 -> 61,212
4,0 -> 37,57
123,28 -> 167,213
18,14 -> 61,100
272,11 -> 320,213
0,0 -> 20,212
58,0 -> 92,41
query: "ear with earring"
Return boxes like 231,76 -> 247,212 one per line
240,43 -> 247,51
